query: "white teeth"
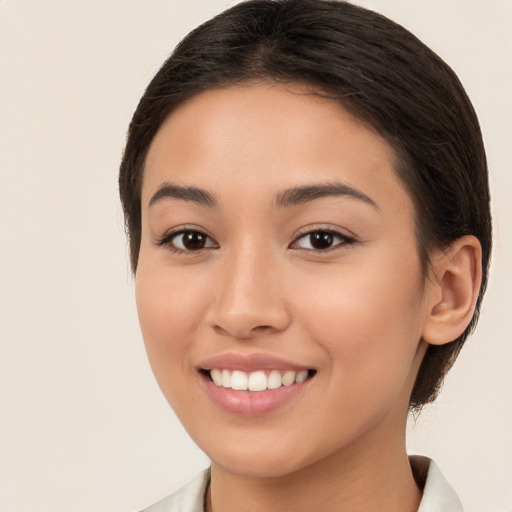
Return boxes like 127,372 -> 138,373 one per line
248,371 -> 267,391
210,368 -> 222,386
221,369 -> 231,388
231,370 -> 248,390
267,370 -> 282,389
282,370 -> 296,386
295,370 -> 308,383
208,369 -> 310,391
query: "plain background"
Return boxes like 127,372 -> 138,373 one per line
0,1 -> 510,511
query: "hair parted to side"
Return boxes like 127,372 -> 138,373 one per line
119,0 -> 491,410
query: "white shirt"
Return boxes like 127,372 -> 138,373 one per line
140,456 -> 463,512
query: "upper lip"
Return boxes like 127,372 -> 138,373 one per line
198,353 -> 312,373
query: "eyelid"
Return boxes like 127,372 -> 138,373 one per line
290,226 -> 357,251
154,225 -> 219,252
153,224 -> 357,254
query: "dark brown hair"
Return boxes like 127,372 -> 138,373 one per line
119,0 -> 491,409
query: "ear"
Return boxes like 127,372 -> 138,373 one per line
422,235 -> 483,346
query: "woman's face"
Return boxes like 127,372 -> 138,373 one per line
136,84 -> 433,477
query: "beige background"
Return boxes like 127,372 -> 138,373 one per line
0,1 -> 510,511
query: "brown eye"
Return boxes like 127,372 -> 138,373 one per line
166,230 -> 217,251
181,231 -> 207,250
309,231 -> 335,249
293,230 -> 355,251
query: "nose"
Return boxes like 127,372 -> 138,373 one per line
207,247 -> 292,340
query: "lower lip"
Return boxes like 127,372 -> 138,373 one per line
199,373 -> 311,417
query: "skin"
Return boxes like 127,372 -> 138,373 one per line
135,83 -> 454,511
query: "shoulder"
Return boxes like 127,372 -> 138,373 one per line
139,468 -> 210,512
411,455 -> 464,512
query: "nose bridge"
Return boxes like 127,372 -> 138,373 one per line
211,239 -> 290,338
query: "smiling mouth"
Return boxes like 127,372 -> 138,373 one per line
202,369 -> 317,392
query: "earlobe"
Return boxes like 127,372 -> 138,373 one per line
422,235 -> 482,346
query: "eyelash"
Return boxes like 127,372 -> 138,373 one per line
290,229 -> 356,252
155,228 -> 218,254
155,228 -> 356,254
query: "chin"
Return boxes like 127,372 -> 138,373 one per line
211,453 -> 305,479
200,434 -> 331,480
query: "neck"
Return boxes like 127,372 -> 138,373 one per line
207,422 -> 421,512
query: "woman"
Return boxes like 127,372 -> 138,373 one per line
119,1 -> 491,510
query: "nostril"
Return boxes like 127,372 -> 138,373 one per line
211,323 -> 278,340
252,325 -> 274,332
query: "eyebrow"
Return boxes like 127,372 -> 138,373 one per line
275,182 -> 378,209
149,182 -> 218,208
148,180 -> 377,210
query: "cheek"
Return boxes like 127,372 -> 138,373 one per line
293,258 -> 424,406
134,262 -> 208,392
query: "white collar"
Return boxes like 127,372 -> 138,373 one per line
411,455 -> 464,511
141,457 -> 463,511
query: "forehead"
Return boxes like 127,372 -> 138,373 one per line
142,83 -> 414,219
